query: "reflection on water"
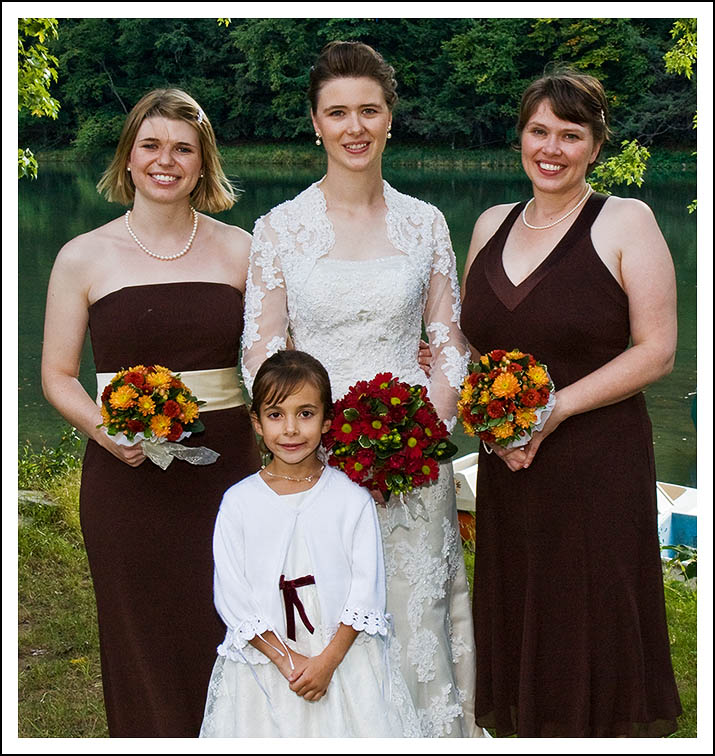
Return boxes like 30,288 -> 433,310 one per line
19,161 -> 697,486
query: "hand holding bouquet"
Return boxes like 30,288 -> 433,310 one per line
97,364 -> 219,469
323,372 -> 457,499
457,349 -> 555,449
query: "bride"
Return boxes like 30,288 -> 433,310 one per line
241,40 -> 483,737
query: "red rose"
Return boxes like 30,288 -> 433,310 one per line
387,453 -> 407,470
521,388 -> 541,407
478,430 -> 495,444
124,371 -> 145,389
507,362 -> 523,373
539,388 -> 551,405
163,400 -> 181,418
101,385 -> 112,402
126,419 -> 145,435
356,449 -> 375,467
487,400 -> 506,418
490,349 -> 507,362
167,422 -> 184,442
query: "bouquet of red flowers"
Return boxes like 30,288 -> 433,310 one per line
457,349 -> 555,448
323,372 -> 457,498
98,365 -> 218,468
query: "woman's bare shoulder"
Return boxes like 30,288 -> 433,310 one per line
470,202 -> 519,253
53,216 -> 124,270
201,214 -> 252,257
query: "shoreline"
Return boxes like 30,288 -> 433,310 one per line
34,144 -> 698,173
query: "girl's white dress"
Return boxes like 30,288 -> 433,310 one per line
241,180 -> 483,737
200,469 -> 420,738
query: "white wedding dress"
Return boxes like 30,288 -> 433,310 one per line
242,179 -> 484,737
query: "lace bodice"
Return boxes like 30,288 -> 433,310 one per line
241,180 -> 470,430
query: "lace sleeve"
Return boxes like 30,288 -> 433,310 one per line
424,209 -> 470,432
240,216 -> 289,396
341,493 -> 389,636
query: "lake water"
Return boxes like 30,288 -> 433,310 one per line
18,161 -> 697,486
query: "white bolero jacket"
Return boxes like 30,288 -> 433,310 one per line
240,179 -> 470,431
213,466 -> 389,664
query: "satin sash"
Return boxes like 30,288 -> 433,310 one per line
95,367 -> 246,412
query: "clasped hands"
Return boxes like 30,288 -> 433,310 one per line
275,649 -> 337,702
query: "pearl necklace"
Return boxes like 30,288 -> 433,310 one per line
262,464 -> 325,483
521,185 -> 592,230
125,207 -> 198,260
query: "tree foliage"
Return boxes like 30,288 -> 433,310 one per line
19,18 -> 696,159
18,17 -> 60,178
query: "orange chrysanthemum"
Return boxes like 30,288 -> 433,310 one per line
145,370 -> 172,390
150,414 -> 172,438
505,350 -> 525,359
100,404 -> 112,425
491,372 -> 521,399
527,365 -> 550,387
492,421 -> 515,439
136,395 -> 156,416
478,389 -> 491,405
109,385 -> 138,409
515,407 -> 537,429
181,402 -> 199,424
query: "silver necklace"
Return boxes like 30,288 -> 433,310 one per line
125,206 -> 198,260
521,185 -> 592,230
262,464 -> 325,483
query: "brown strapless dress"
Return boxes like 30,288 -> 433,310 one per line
80,282 -> 261,737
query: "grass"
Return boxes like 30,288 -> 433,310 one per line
17,444 -> 696,738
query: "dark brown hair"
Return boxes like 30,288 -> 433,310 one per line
308,40 -> 398,112
96,88 -> 236,212
251,350 -> 333,419
517,68 -> 612,167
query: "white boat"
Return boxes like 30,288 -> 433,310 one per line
451,454 -> 697,551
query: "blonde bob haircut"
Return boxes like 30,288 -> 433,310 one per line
97,88 -> 236,213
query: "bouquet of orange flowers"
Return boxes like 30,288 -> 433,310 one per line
457,349 -> 555,448
323,372 -> 457,499
98,365 -> 218,468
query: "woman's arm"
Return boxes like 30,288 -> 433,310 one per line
461,204 -> 529,471
422,209 -> 471,431
522,197 -> 677,467
41,239 -> 145,466
240,216 -> 290,395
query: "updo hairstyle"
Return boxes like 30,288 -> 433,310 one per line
308,40 -> 398,112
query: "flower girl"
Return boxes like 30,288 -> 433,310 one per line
200,350 -> 419,737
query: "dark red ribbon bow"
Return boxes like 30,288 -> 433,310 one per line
279,574 -> 316,641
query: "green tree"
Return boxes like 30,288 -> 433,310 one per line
664,18 -> 697,212
18,17 -> 60,178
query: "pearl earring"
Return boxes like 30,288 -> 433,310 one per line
387,125 -> 392,140
315,133 -> 322,146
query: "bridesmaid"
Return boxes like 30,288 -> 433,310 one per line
460,68 -> 681,736
41,89 -> 261,736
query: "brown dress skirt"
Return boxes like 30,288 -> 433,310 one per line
80,282 -> 261,737
460,195 -> 682,737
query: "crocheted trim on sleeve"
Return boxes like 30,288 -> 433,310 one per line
340,606 -> 389,636
217,615 -> 272,664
